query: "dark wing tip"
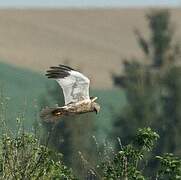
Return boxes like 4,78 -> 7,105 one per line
45,65 -> 72,79
59,64 -> 74,71
46,71 -> 70,79
45,64 -> 74,79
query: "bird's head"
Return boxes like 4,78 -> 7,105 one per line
90,97 -> 100,114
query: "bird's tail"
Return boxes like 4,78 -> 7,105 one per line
40,107 -> 65,123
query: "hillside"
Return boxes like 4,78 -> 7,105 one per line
0,8 -> 181,88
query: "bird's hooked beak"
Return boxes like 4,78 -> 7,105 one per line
94,103 -> 100,114
91,97 -> 100,114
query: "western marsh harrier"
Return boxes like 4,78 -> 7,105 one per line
40,65 -> 100,122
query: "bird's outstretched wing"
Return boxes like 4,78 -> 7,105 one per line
46,65 -> 90,105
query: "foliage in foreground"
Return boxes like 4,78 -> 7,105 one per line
0,132 -> 76,180
0,95 -> 180,179
0,89 -> 76,179
79,128 -> 181,180
156,153 -> 181,180
0,110 -> 180,180
98,128 -> 159,179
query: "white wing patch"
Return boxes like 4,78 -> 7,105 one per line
57,70 -> 90,105
46,65 -> 90,105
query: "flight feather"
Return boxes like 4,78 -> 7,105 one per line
46,65 -> 90,105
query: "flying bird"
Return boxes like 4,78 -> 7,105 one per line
40,65 -> 100,122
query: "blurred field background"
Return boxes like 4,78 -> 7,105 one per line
0,5 -> 181,179
0,8 -> 181,89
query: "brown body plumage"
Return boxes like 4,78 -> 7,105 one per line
41,96 -> 100,123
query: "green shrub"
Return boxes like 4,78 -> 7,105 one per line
97,127 -> 159,179
0,132 -> 76,180
156,153 -> 181,180
86,128 -> 181,180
